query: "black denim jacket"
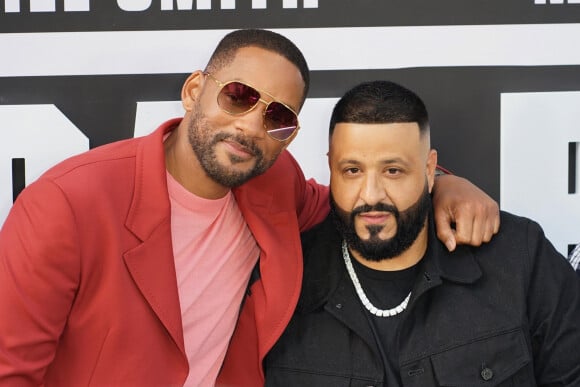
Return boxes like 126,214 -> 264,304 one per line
264,212 -> 580,387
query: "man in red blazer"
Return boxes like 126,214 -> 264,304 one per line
0,29 -> 499,386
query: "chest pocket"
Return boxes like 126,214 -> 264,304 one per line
401,328 -> 533,387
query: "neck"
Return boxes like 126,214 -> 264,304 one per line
164,121 -> 230,199
350,221 -> 429,272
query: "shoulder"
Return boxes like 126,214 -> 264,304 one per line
497,211 -> 562,259
498,211 -> 540,232
486,211 -> 549,250
301,215 -> 336,247
300,215 -> 341,270
39,118 -> 176,185
17,136 -> 147,214
42,136 -> 141,182
474,211 -> 569,280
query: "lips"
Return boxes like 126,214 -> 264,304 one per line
358,212 -> 392,225
223,139 -> 255,159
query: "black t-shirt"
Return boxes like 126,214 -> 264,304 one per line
349,257 -> 420,386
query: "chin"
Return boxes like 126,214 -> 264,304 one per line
358,225 -> 395,239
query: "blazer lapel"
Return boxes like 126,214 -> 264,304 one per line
234,181 -> 303,359
123,120 -> 186,356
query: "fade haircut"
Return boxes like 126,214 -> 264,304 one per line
329,80 -> 429,139
205,29 -> 310,106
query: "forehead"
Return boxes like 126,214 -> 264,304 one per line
211,46 -> 305,112
329,122 -> 426,164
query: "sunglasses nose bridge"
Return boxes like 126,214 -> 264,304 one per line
240,96 -> 267,124
231,97 -> 271,138
254,96 -> 271,110
249,97 -> 271,130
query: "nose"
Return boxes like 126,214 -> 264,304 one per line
233,99 -> 268,139
360,173 -> 387,206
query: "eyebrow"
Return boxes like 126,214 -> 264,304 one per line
337,157 -> 411,168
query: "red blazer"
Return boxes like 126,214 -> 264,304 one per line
0,119 -> 329,386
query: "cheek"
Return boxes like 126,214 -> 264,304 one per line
204,110 -> 230,129
390,178 -> 427,211
197,94 -> 233,129
261,139 -> 287,161
330,178 -> 360,211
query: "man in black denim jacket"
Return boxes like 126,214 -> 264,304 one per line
264,80 -> 580,386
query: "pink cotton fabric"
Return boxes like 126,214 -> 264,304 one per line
167,172 -> 259,386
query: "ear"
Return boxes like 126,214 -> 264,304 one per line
181,71 -> 205,112
426,149 -> 438,193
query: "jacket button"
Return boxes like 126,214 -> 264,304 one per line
481,367 -> 494,381
335,303 -> 342,309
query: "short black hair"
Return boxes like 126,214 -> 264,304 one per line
329,80 -> 429,138
206,29 -> 310,106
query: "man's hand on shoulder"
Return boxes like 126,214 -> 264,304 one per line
432,174 -> 500,252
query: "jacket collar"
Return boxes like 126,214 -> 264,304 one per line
421,213 -> 482,285
298,210 -> 482,314
231,151 -> 306,358
125,118 -> 179,240
123,118 -> 187,360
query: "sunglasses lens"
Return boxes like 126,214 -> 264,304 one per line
212,76 -> 298,141
264,102 -> 298,141
218,81 -> 261,114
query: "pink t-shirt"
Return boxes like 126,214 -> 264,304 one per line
167,172 -> 260,386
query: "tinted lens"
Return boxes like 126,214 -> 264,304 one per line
217,81 -> 261,114
264,102 -> 298,141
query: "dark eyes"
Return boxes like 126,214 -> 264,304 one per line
342,167 -> 403,176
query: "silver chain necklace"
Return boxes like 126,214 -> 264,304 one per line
341,240 -> 411,318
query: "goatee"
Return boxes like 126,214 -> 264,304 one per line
187,107 -> 278,188
331,183 -> 431,262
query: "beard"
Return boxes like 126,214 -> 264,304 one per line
330,182 -> 431,262
187,106 -> 280,188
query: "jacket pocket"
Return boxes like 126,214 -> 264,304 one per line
265,366 -> 383,387
430,328 -> 533,386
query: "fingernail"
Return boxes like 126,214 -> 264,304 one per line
445,238 -> 456,252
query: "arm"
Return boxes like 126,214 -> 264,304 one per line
282,151 -> 329,232
431,174 -> 500,251
0,180 -> 80,385
297,178 -> 329,231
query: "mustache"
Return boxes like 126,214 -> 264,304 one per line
351,202 -> 399,217
213,132 -> 262,158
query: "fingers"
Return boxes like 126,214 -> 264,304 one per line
453,201 -> 500,248
453,204 -> 480,246
493,212 -> 501,234
431,173 -> 501,251
434,209 -> 457,252
480,212 -> 500,243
